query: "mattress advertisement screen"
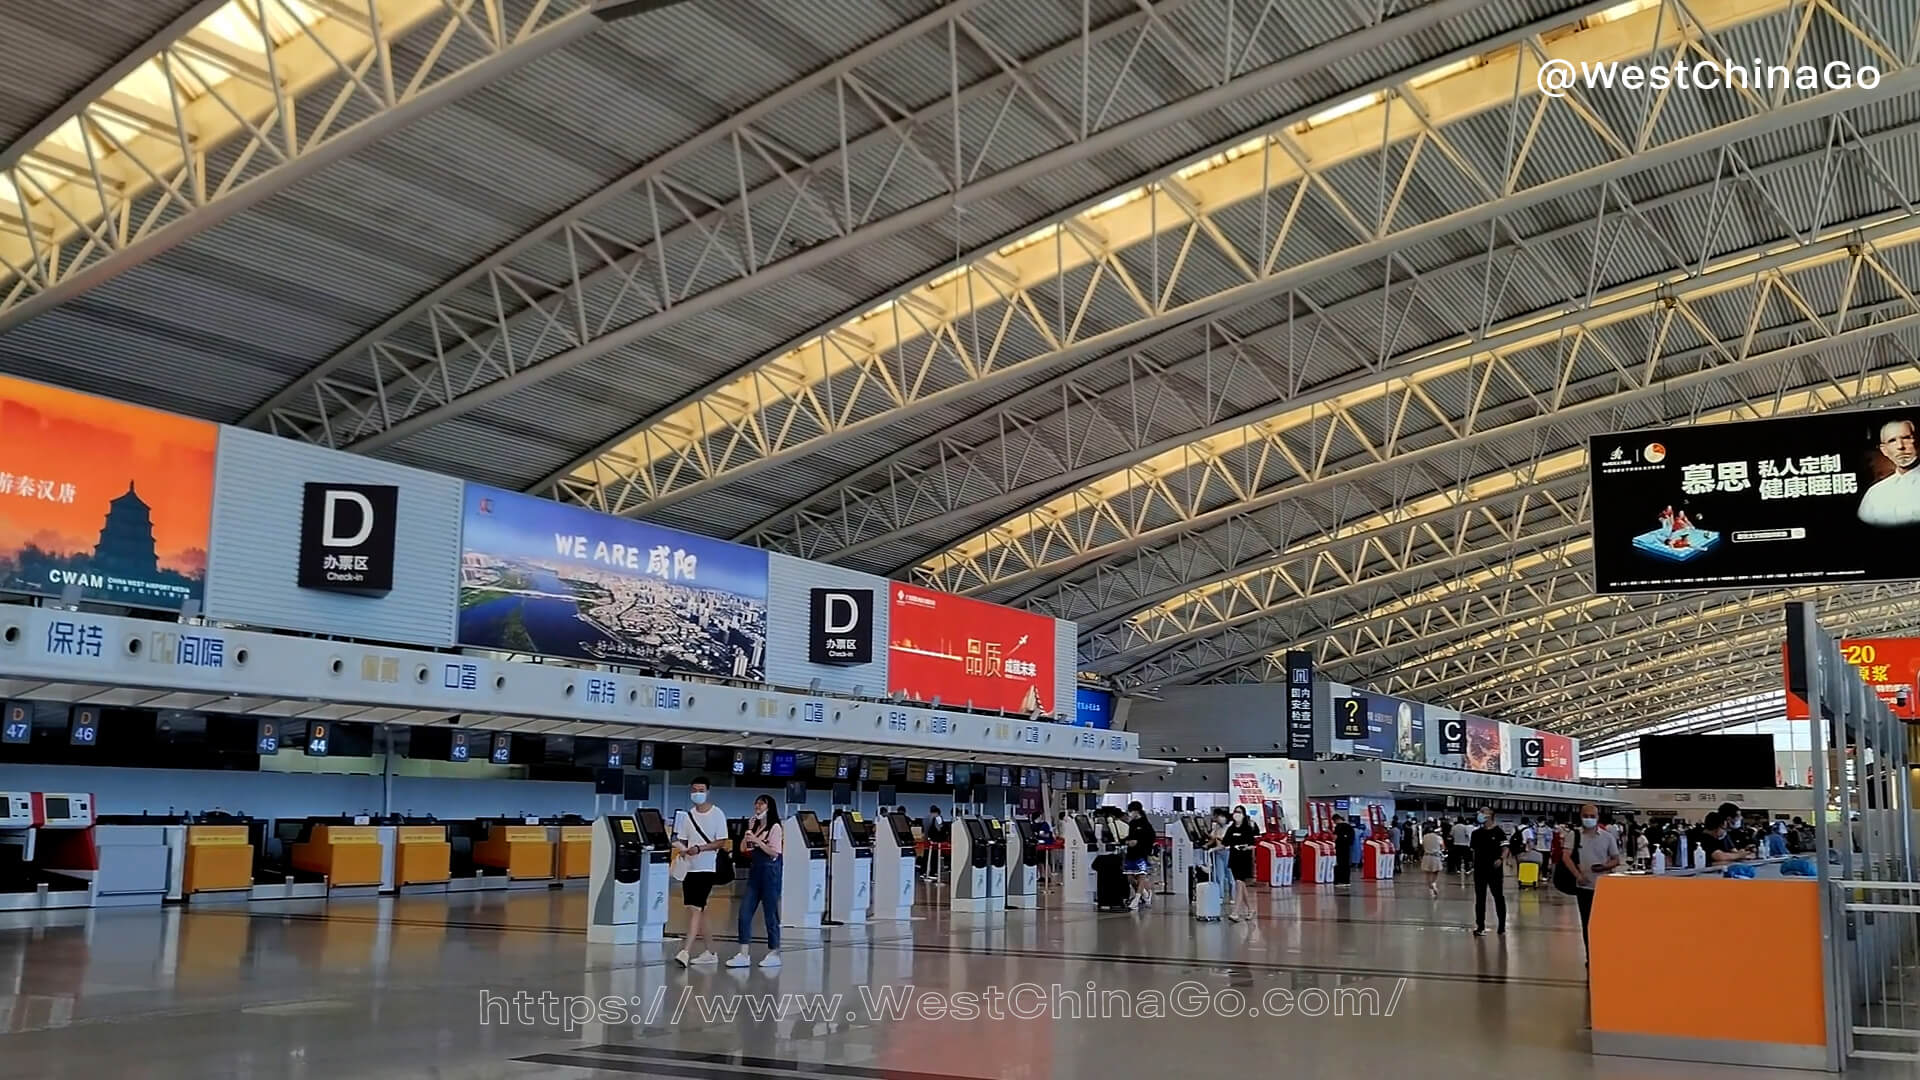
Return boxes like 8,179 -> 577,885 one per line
1591,408 -> 1920,593
457,484 -> 768,678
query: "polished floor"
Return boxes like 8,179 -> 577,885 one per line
0,873 -> 1850,1078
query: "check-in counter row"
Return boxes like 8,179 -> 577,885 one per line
36,813 -> 602,908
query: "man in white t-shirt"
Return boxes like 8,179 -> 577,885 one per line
1859,419 -> 1920,526
673,776 -> 732,968
1449,818 -> 1473,875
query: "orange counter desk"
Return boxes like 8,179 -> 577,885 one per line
1590,873 -> 1837,1070
291,825 -> 383,889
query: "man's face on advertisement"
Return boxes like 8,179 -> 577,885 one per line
1882,420 -> 1919,470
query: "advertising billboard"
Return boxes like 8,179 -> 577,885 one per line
1347,696 -> 1425,761
1536,732 -> 1577,781
1226,757 -> 1301,831
1073,687 -> 1113,728
1786,638 -> 1920,721
457,484 -> 768,678
887,583 -> 1056,714
0,376 -> 216,611
1463,716 -> 1504,773
1591,408 -> 1920,593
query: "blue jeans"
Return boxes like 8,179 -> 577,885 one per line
738,852 -> 781,949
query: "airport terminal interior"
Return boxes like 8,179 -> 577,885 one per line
9,0 -> 1920,1076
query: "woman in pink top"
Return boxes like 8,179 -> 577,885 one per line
727,794 -> 784,968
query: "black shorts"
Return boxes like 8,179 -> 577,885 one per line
682,871 -> 716,908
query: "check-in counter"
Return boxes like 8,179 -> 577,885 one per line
554,824 -> 592,882
392,825 -> 451,890
473,823 -> 553,887
182,824 -> 256,898
1591,864 -> 1833,1070
90,823 -> 175,907
291,824 -> 384,893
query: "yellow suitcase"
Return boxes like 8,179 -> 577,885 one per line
1517,861 -> 1541,888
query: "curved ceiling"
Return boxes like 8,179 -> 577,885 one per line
4,0 -> 1918,743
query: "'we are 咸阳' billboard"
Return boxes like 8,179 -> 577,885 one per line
457,485 -> 768,679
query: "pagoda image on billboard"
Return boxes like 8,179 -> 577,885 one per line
1632,505 -> 1722,562
94,482 -> 161,582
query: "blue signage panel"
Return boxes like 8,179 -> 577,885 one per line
456,484 -> 769,679
1072,687 -> 1113,728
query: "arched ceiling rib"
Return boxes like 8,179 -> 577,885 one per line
0,0 -> 596,324
240,0 -> 1497,481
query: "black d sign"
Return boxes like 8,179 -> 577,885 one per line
299,483 -> 398,594
809,587 -> 873,665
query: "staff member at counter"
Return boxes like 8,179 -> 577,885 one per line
1696,811 -> 1753,866
1563,803 -> 1622,957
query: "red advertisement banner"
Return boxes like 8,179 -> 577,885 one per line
1536,732 -> 1576,781
1785,638 -> 1920,721
887,584 -> 1056,714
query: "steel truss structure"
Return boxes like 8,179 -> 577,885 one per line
0,0 -> 596,323
12,0 -> 1920,745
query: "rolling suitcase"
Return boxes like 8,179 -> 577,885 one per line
1517,861 -> 1540,889
1190,867 -> 1221,921
1093,853 -> 1131,910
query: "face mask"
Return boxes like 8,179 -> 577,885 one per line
1732,816 -> 1743,830
690,792 -> 708,806
755,806 -> 769,820
1581,817 -> 1598,829
1478,813 -> 1489,824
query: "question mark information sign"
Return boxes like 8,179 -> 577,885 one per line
1335,696 -> 1368,740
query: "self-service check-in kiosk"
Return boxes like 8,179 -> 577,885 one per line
588,815 -> 644,944
871,810 -> 916,920
829,811 -> 874,925
632,808 -> 671,941
0,793 -> 100,910
1006,819 -> 1040,908
781,811 -> 829,931
1063,812 -> 1099,907
949,815 -> 999,912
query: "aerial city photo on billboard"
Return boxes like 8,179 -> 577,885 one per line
0,375 -> 216,610
457,484 -> 769,679
1591,406 -> 1920,592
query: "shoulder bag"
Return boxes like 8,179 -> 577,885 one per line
1552,829 -> 1582,895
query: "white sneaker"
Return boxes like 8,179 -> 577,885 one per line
759,951 -> 782,969
725,951 -> 751,968
691,951 -> 719,966
674,949 -> 691,968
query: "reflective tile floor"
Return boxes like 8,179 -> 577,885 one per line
0,876 -> 1868,1078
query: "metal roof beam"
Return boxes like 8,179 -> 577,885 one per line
244,0 -> 1482,458
0,0 -> 597,326
531,0 -> 1899,519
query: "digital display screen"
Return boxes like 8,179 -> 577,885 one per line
731,750 -> 747,775
836,755 -> 855,780
815,754 -> 839,780
617,818 -> 635,833
44,797 -> 69,819
770,751 -> 796,777
1591,408 -> 1920,592
797,812 -> 824,839
636,808 -> 666,839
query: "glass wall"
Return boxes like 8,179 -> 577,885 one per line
1579,694 -> 1813,784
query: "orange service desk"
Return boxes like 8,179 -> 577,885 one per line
1589,873 -> 1835,1070
182,825 -> 255,896
555,825 -> 592,880
474,825 -> 553,884
290,825 -> 384,889
393,826 -> 451,887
